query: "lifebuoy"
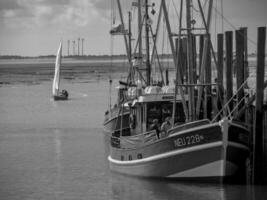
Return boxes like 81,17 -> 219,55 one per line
129,114 -> 136,129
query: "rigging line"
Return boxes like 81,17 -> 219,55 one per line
198,0 -> 209,34
167,0 -> 171,70
149,26 -> 165,85
212,6 -> 257,46
212,77 -> 250,122
171,0 -> 181,23
220,0 -> 224,33
214,0 -> 217,46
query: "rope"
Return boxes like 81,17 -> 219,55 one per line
212,77 -> 250,122
220,0 -> 224,33
212,6 -> 257,46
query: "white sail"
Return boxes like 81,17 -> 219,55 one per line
52,42 -> 62,96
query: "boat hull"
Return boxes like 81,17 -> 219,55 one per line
107,119 -> 250,183
53,95 -> 68,101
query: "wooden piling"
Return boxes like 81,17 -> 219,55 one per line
176,38 -> 184,84
225,31 -> 233,113
199,35 -> 204,78
253,27 -> 266,185
182,38 -> 188,84
217,33 -> 224,116
205,39 -> 212,119
240,27 -> 249,85
264,108 -> 267,183
192,35 -> 197,83
197,35 -> 204,119
235,29 -> 245,119
165,69 -> 169,85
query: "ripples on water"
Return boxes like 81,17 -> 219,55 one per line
0,61 -> 266,200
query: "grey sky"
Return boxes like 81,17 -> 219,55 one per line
0,0 -> 266,56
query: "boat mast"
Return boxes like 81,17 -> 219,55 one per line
145,0 -> 151,85
138,0 -> 142,66
116,0 -> 133,82
172,0 -> 183,125
195,0 -> 214,118
128,11 -> 133,84
186,0 -> 195,121
162,0 -> 189,121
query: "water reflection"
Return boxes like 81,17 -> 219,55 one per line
108,174 -> 225,200
53,129 -> 63,198
108,174 -> 267,200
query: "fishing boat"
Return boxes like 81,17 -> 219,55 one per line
52,42 -> 69,101
104,0 -> 250,183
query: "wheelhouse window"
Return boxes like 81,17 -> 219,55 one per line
146,101 -> 185,129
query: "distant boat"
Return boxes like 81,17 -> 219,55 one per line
52,42 -> 68,101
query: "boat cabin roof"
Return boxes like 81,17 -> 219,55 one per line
124,85 -> 189,106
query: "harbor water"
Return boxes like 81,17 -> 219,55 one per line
0,60 -> 267,200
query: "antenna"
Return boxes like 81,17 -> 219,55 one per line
78,37 -> 80,56
72,40 -> 75,56
81,38 -> 85,56
67,40 -> 70,56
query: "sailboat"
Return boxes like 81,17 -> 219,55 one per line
104,0 -> 250,183
52,42 -> 69,101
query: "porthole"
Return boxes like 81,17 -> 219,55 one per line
137,153 -> 143,159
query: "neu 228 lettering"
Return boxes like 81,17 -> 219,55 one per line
174,134 -> 204,148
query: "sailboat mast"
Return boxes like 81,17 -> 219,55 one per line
58,42 -> 62,92
145,0 -> 151,85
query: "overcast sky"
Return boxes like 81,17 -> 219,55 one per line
0,0 -> 266,56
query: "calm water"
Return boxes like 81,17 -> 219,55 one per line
0,61 -> 267,200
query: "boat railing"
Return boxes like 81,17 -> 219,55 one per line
168,119 -> 211,135
110,130 -> 158,149
107,106 -> 130,119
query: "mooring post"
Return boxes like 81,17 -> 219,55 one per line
253,27 -> 266,185
264,108 -> 267,183
225,31 -> 233,114
192,35 -> 197,83
176,38 -> 183,84
182,38 -> 188,86
240,27 -> 249,86
217,33 -> 224,118
236,29 -> 245,119
205,39 -> 212,119
199,35 -> 204,78
165,69 -> 169,85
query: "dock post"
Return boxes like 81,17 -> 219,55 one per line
225,31 -> 233,114
264,108 -> 267,183
235,29 -> 245,119
182,38 -> 188,86
197,35 -> 204,119
240,27 -> 249,86
192,35 -> 197,84
165,69 -> 169,85
253,27 -> 266,184
176,38 -> 184,84
217,33 -> 224,118
199,35 -> 204,78
204,39 -> 212,119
